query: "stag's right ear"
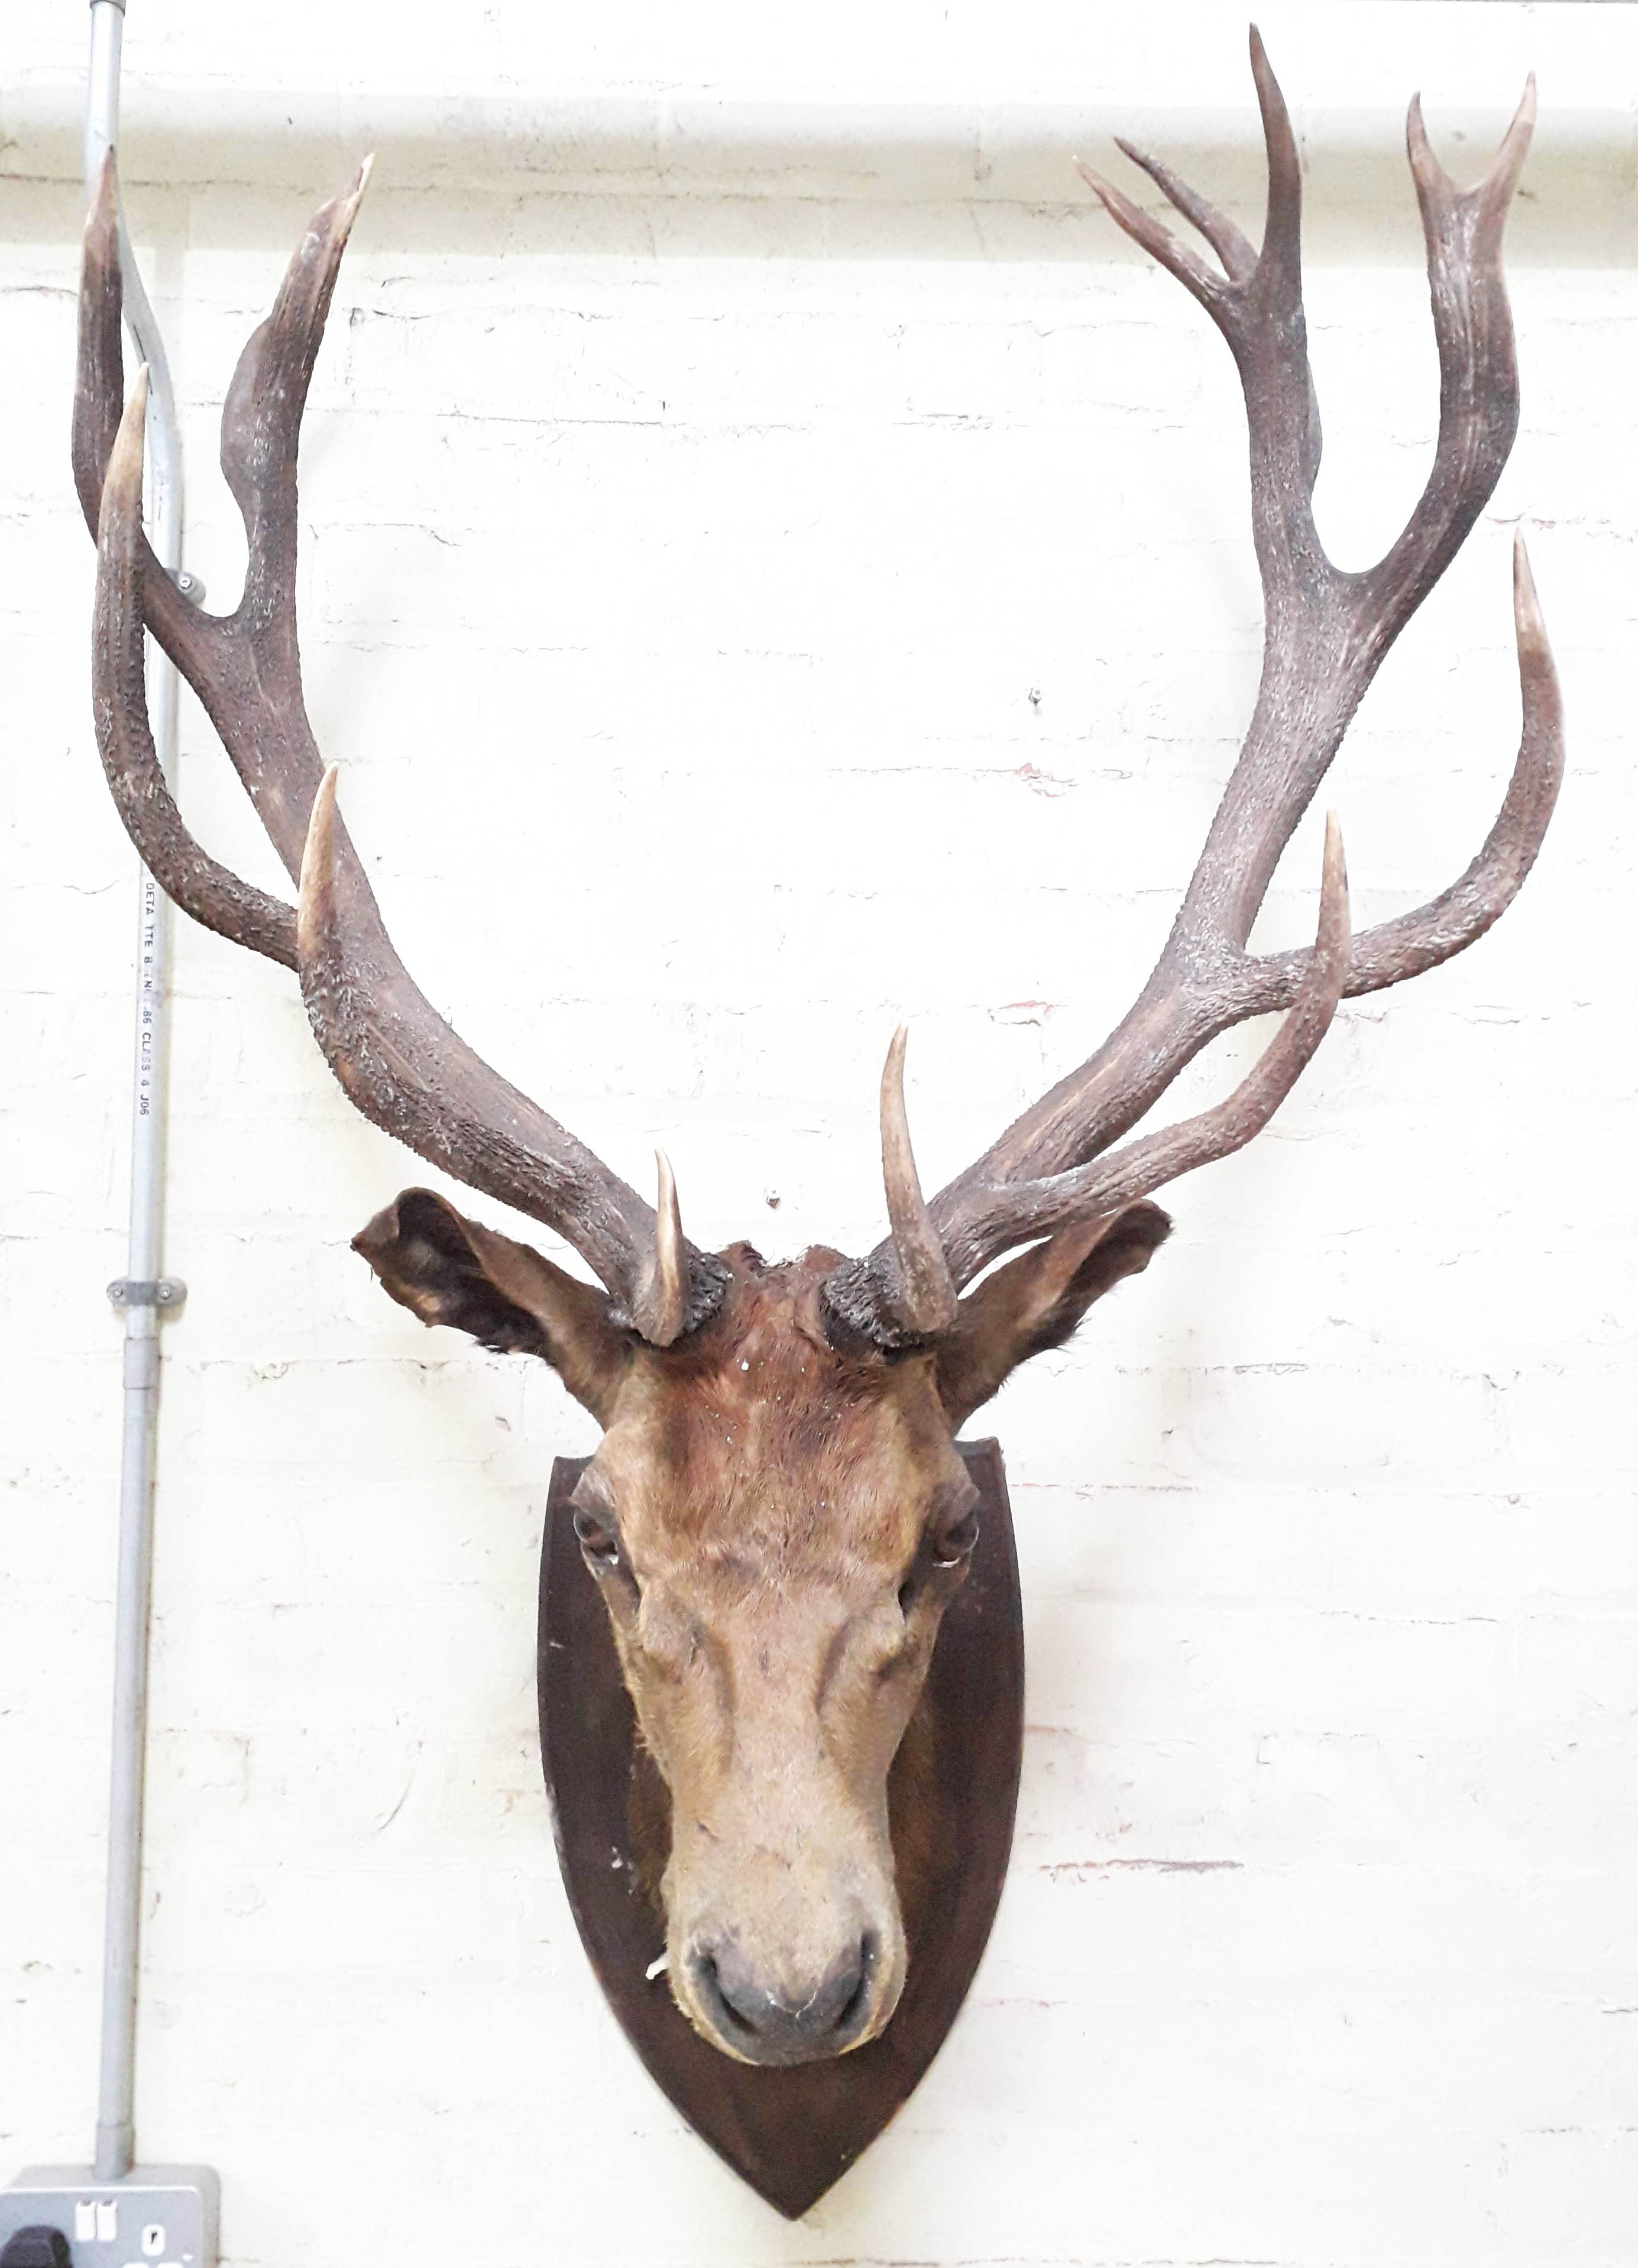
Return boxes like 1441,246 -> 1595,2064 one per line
353,1188 -> 634,1424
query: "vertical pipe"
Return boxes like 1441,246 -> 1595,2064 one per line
84,0 -> 188,2185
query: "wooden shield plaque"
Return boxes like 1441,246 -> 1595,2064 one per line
536,1436 -> 1024,2219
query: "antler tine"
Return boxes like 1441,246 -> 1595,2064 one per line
1478,74 -> 1539,226
1247,23 -> 1303,285
95,370 -> 298,968
878,1027 -> 959,1339
834,818 -> 1349,1304
1235,534 -> 1562,1013
81,162 -> 729,1343
1073,159 -> 1229,313
630,1152 -> 691,1349
1111,136 -> 1257,284
76,148 -> 364,875
75,151 -> 225,683
834,38 -> 1552,1345
72,152 -> 119,532
1372,76 -> 1533,630
215,157 -> 375,866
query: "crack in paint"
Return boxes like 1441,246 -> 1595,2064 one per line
1041,1858 -> 1245,1878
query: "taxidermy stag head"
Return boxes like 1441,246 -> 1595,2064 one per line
75,34 -> 1559,2069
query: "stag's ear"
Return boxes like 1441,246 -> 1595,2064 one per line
353,1188 -> 635,1424
934,1201 -> 1171,1429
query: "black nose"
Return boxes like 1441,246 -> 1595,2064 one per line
689,1933 -> 878,2064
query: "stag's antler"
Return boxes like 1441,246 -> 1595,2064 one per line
79,39 -> 1561,1361
77,154 -> 726,1344
827,30 -> 1562,1346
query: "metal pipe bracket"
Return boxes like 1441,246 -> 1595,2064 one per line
106,1278 -> 186,1310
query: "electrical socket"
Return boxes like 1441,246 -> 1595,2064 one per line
0,2169 -> 218,2268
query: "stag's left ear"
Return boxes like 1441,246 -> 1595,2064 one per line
934,1201 -> 1171,1429
353,1187 -> 635,1424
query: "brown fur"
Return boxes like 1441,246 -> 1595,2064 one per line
355,1191 -> 1170,2063
628,1673 -> 943,1959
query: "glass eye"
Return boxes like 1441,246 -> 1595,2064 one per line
931,1483 -> 980,1566
570,1473 -> 621,1568
573,1505 -> 621,1566
932,1514 -> 977,1566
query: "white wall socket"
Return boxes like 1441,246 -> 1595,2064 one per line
0,2169 -> 218,2268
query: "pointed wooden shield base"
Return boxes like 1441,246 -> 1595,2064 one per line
537,1436 -> 1024,2220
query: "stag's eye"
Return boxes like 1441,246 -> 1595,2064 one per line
573,1506 -> 621,1568
930,1478 -> 980,1566
570,1472 -> 623,1570
897,1479 -> 982,1616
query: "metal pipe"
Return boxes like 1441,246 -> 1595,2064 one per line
85,0 -> 189,2185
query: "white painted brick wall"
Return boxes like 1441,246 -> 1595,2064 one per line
2,5 -> 1633,2264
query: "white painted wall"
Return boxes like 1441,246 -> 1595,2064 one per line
2,5 -> 1633,2263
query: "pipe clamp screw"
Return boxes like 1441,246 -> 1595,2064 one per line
106,1277 -> 187,1310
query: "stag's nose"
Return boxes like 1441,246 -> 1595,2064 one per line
688,1932 -> 879,2064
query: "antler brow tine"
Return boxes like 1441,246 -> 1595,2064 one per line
878,1027 -> 959,1338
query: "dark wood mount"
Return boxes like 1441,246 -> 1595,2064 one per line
537,1439 -> 1024,2219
